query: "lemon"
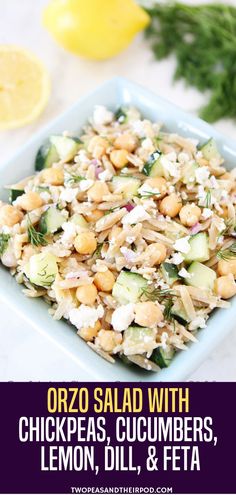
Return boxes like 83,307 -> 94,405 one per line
43,0 -> 150,60
0,46 -> 50,131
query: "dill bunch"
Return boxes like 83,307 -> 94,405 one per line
145,2 -> 236,122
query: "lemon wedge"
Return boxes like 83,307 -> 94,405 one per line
0,45 -> 50,130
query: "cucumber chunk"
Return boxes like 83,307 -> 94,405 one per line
185,261 -> 216,290
123,326 -> 157,356
112,270 -> 148,304
50,135 -> 82,162
70,213 -> 88,229
151,346 -> 175,368
24,252 -> 58,287
171,299 -> 189,325
184,232 -> 209,263
182,162 -> 198,184
112,175 -> 141,199
39,207 -> 65,235
9,189 -> 24,203
199,138 -> 222,161
35,142 -> 59,171
143,150 -> 165,177
161,262 -> 179,286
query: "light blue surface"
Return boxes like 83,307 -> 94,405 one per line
0,77 -> 235,381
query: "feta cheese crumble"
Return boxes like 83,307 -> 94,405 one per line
178,267 -> 191,279
69,305 -> 104,330
111,304 -> 135,332
60,188 -> 79,203
189,316 -> 206,330
173,236 -> 191,254
122,205 -> 150,225
202,208 -> 213,219
169,253 -> 184,265
79,179 -> 94,192
93,105 -> 113,126
195,166 -> 210,184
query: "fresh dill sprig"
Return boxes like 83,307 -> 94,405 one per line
93,242 -> 104,257
141,286 -> 174,302
205,190 -> 212,208
0,233 -> 10,256
64,172 -> 85,185
145,2 -> 236,122
138,190 -> 161,199
217,242 -> 236,261
217,219 -> 234,239
163,298 -> 174,321
27,217 -> 48,247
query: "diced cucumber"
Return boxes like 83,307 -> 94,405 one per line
24,252 -> 58,287
161,262 -> 179,286
112,175 -> 141,199
112,270 -> 148,304
123,326 -> 157,356
185,261 -> 216,290
184,232 -> 209,263
143,150 -> 164,177
9,189 -> 24,203
70,214 -> 88,229
38,207 -> 65,235
182,162 -> 198,184
35,186 -> 50,193
171,300 -> 189,325
199,138 -> 222,161
151,346 -> 175,368
115,107 -> 128,124
50,135 -> 82,162
35,142 -> 59,171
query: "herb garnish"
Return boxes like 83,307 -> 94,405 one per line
145,2 -> 236,122
27,217 -> 48,247
141,286 -> 174,302
163,298 -> 174,321
64,172 -> 85,186
0,233 -> 10,256
217,242 -> 236,261
138,190 -> 161,199
205,190 -> 212,208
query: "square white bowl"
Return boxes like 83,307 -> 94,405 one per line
1,77 -> 236,381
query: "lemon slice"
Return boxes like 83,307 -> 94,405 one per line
0,45 -> 50,130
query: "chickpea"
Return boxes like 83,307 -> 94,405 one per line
18,191 -> 43,212
41,167 -> 64,186
74,232 -> 97,254
114,133 -> 137,153
96,329 -> 122,353
179,203 -> 201,227
144,177 -> 167,199
144,242 -> 167,266
0,204 -> 23,227
79,320 -> 101,342
88,136 -> 108,159
94,269 -> 115,292
110,149 -> 129,169
134,301 -> 163,327
87,181 -> 110,203
159,193 -> 182,218
215,274 -> 236,299
218,259 -> 236,277
76,283 -> 98,305
85,209 -> 104,222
